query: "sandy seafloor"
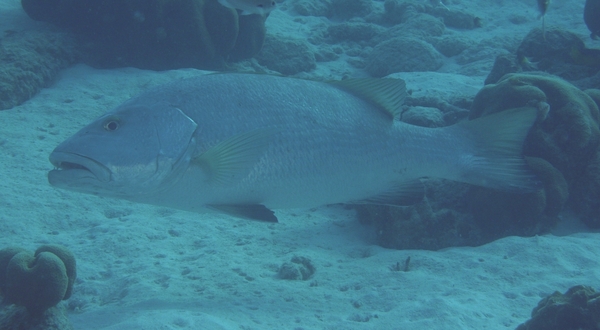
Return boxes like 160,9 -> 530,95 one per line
1,0 -> 600,329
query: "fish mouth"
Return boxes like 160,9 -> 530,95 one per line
48,151 -> 111,184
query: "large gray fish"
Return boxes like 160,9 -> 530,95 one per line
48,74 -> 539,222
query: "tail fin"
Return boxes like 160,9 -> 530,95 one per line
456,107 -> 541,192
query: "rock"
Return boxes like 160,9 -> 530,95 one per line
256,34 -> 316,75
327,22 -> 385,44
331,0 -> 373,19
0,305 -> 73,330
471,73 -> 600,228
0,30 -> 78,110
291,0 -> 333,16
278,256 -> 316,280
20,0 -> 268,70
429,35 -> 472,57
516,285 -> 600,330
484,53 -> 521,85
1,245 -> 76,315
366,37 -> 443,77
401,106 -> 445,127
571,148 -> 600,228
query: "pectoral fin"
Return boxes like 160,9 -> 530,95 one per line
192,128 -> 277,185
209,204 -> 278,222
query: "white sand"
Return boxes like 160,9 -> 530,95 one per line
1,0 -> 599,329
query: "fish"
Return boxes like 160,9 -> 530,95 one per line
537,0 -> 550,40
48,74 -> 540,222
584,0 -> 600,40
570,45 -> 600,67
517,53 -> 539,70
217,0 -> 276,16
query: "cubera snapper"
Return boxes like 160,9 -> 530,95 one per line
48,74 -> 540,222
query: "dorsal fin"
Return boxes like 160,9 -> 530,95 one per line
327,78 -> 407,120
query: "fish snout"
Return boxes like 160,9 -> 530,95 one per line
49,151 -> 112,184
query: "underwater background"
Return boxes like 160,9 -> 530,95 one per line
1,0 -> 600,329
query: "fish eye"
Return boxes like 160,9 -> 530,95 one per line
103,119 -> 120,131
258,4 -> 263,7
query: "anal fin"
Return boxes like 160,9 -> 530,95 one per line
351,180 -> 425,206
209,204 -> 278,222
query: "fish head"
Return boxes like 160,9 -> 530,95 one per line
255,0 -> 276,13
537,0 -> 550,15
48,103 -> 198,197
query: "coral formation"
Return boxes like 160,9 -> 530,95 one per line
356,196 -> 482,251
0,247 -> 27,292
585,88 -> 600,108
357,172 -> 558,250
331,0 -> 372,18
516,285 -> 600,330
0,245 -> 76,315
383,0 -> 480,30
357,73 -> 600,250
256,35 -> 316,75
278,256 -> 316,280
291,0 -> 333,17
472,73 -> 600,228
485,28 -> 600,88
464,161 -> 561,241
366,37 -> 443,76
20,0 -> 267,70
0,305 -> 73,330
571,149 -> 600,228
0,30 -> 78,110
472,73 -> 600,180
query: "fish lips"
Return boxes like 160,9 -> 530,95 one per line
48,151 -> 111,187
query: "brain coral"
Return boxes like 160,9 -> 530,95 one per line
471,72 -> 600,227
471,72 -> 599,177
0,245 -> 76,315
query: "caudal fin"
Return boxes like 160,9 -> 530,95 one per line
456,107 -> 541,192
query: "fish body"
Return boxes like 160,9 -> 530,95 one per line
570,46 -> 600,67
537,0 -> 550,40
585,0 -> 600,40
217,0 -> 275,15
48,74 -> 539,221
